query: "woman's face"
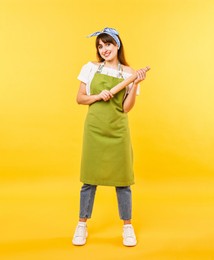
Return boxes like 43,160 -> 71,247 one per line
97,39 -> 118,62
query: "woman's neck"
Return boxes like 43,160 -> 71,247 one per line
104,59 -> 119,69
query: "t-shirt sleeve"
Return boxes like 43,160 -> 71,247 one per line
77,62 -> 93,84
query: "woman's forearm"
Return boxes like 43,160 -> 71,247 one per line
123,83 -> 138,113
77,83 -> 113,105
76,93 -> 100,105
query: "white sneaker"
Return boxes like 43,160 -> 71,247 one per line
123,224 -> 137,247
72,222 -> 88,246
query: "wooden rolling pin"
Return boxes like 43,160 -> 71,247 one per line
110,66 -> 151,95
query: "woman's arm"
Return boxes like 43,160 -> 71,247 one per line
123,68 -> 147,113
76,82 -> 113,105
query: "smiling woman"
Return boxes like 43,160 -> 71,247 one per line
73,27 -> 150,247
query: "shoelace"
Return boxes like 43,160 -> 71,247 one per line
75,225 -> 86,237
124,226 -> 135,238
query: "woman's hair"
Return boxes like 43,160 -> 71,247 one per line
95,33 -> 129,66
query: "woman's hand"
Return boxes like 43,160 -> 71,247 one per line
97,90 -> 114,102
133,67 -> 149,85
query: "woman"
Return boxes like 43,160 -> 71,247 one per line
72,27 -> 148,247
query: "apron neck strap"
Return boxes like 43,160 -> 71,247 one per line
97,62 -> 105,73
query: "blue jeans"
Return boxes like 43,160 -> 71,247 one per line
79,184 -> 132,220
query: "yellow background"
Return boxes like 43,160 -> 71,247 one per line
0,0 -> 214,259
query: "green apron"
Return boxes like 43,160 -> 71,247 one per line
80,64 -> 134,186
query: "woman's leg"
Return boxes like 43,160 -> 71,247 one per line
115,186 -> 137,247
73,184 -> 97,246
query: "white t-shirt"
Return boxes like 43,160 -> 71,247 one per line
77,61 -> 140,95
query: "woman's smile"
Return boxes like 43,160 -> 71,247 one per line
103,51 -> 111,57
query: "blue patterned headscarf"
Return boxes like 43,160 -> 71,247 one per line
87,27 -> 121,49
